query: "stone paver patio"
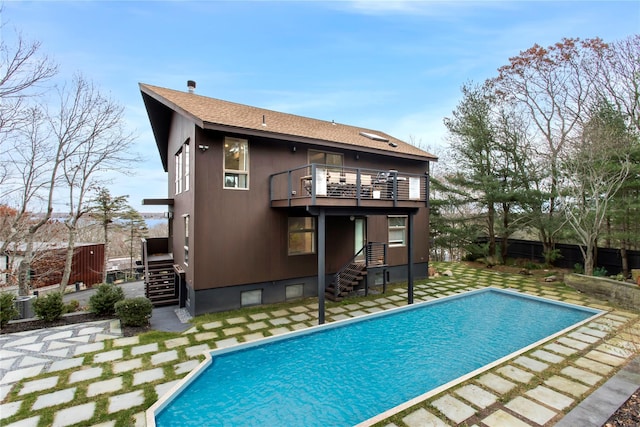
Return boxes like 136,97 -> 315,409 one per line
0,262 -> 638,426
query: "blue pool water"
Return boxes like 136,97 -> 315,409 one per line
154,289 -> 600,427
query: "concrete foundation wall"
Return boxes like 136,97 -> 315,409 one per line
564,274 -> 640,310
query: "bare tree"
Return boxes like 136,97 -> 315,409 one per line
560,102 -> 632,275
52,75 -> 138,292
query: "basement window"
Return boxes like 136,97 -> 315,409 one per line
241,289 -> 262,307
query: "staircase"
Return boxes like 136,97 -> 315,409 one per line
142,238 -> 178,307
326,242 -> 387,301
326,262 -> 367,301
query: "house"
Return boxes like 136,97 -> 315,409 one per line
139,81 -> 437,322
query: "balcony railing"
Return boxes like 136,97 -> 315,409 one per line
270,164 -> 428,208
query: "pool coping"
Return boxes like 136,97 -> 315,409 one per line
145,287 -> 606,427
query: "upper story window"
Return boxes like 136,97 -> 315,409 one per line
175,148 -> 183,195
184,214 -> 189,265
224,137 -> 249,189
388,215 -> 407,247
184,140 -> 190,192
308,150 -> 343,169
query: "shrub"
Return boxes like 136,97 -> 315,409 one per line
89,283 -> 125,315
574,263 -> 585,274
593,266 -> 608,277
114,297 -> 153,327
0,292 -> 18,328
65,299 -> 80,313
33,292 -> 65,322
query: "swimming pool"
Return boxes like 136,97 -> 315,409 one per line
148,288 -> 602,427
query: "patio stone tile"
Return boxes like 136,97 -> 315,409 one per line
291,313 -> 312,322
48,357 -> 83,373
174,360 -> 200,375
289,306 -> 309,313
596,343 -> 636,359
4,416 -> 40,427
606,313 -> 631,323
269,318 -> 291,326
558,336 -> 590,350
112,358 -> 143,373
130,342 -> 158,356
343,304 -> 362,310
1,365 -> 44,384
575,356 -> 616,374
184,344 -> 211,358
0,401 -> 23,420
32,387 -> 76,410
402,408 -> 448,427
482,409 -> 529,427
531,349 -> 565,364
348,310 -> 368,317
87,377 -> 123,397
291,323 -> 309,331
359,300 -> 377,307
387,295 -> 405,301
195,332 -> 218,342
164,337 -> 190,349
525,385 -> 574,410
151,350 -> 178,365
560,366 -> 603,386
373,297 -> 392,304
455,384 -> 497,408
17,356 -> 48,368
432,394 -> 475,424
544,342 -> 578,356
223,326 -> 245,336
545,375 -> 590,397
182,326 -> 199,334
244,332 -> 265,342
69,367 -> 103,384
19,376 -> 59,395
476,372 -> 516,394
327,307 -> 347,314
514,355 -> 548,372
578,326 -> 608,338
249,313 -> 270,321
247,321 -> 268,331
112,336 -> 139,347
381,304 -> 399,310
226,316 -> 248,325
496,365 -> 534,384
201,321 -> 223,330
42,330 -> 73,341
365,307 -> 384,313
74,342 -> 104,356
568,331 -> 600,344
215,338 -> 239,349
133,368 -> 165,386
270,309 -> 290,317
329,314 -> 351,321
268,327 -> 291,336
51,402 -> 96,427
505,396 -> 557,425
89,421 -> 115,427
108,390 -> 145,413
155,379 -> 181,400
93,349 -> 123,364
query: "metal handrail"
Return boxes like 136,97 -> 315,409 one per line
332,242 -> 387,299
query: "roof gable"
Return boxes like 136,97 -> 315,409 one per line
139,83 -> 437,164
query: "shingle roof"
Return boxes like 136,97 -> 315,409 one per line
139,83 -> 436,161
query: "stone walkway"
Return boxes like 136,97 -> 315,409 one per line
0,263 -> 639,426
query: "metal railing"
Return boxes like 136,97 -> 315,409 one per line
332,242 -> 387,299
270,164 -> 428,206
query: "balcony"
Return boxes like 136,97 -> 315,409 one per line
270,164 -> 428,209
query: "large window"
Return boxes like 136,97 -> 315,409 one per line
388,216 -> 407,247
184,140 -> 190,191
175,148 -> 183,194
288,217 -> 315,255
224,137 -> 249,189
308,149 -> 343,169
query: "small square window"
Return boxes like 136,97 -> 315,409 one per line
286,284 -> 304,300
241,289 -> 262,307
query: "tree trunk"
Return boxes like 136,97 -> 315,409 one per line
620,244 -> 629,278
487,204 -> 496,259
59,222 -> 78,293
18,260 -> 30,296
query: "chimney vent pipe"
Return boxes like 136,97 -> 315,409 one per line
187,80 -> 196,93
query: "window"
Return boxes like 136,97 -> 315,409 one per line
388,216 -> 407,247
175,149 -> 183,194
184,141 -> 190,191
288,217 -> 315,255
224,137 -> 249,189
308,150 -> 343,169
241,289 -> 262,306
286,284 -> 304,300
184,215 -> 189,265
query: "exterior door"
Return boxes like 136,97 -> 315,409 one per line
354,218 -> 366,262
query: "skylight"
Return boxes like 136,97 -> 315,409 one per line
359,131 -> 389,142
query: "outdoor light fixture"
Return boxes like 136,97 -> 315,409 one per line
198,145 -> 209,152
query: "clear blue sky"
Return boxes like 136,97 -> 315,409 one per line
2,1 -> 638,212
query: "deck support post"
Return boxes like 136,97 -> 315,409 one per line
407,212 -> 414,305
318,209 -> 326,324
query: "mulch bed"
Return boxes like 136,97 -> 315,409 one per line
605,388 -> 640,426
1,312 -> 151,337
